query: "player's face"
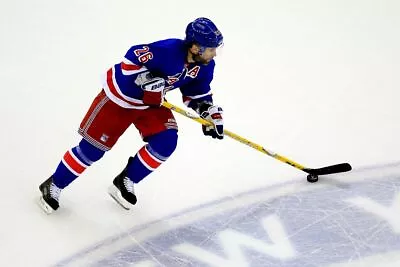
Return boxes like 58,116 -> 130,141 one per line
193,47 -> 218,65
189,44 -> 223,65
200,47 -> 217,63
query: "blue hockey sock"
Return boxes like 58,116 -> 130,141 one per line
126,129 -> 178,183
52,138 -> 105,189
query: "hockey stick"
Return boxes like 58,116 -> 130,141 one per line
162,101 -> 352,182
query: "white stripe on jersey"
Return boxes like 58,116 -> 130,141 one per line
121,58 -> 148,76
111,67 -> 144,104
185,92 -> 212,99
102,68 -> 149,110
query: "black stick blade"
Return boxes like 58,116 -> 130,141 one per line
305,163 -> 352,176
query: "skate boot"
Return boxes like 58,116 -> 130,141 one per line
108,158 -> 137,210
39,177 -> 61,214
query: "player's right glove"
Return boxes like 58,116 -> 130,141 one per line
141,77 -> 165,106
199,103 -> 224,140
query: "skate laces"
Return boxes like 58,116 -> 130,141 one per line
123,177 -> 135,194
50,183 -> 61,201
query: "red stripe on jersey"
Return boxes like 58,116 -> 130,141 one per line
138,147 -> 162,169
106,68 -> 143,106
121,62 -> 142,71
63,151 -> 86,174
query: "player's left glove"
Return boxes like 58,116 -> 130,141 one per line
141,77 -> 165,106
199,103 -> 224,140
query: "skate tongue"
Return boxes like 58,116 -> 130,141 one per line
50,183 -> 62,201
123,177 -> 135,193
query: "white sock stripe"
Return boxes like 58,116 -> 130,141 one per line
143,146 -> 164,163
68,149 -> 89,168
76,146 -> 94,165
136,152 -> 156,171
146,145 -> 169,161
61,158 -> 80,176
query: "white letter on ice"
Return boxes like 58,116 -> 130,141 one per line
346,193 -> 400,233
129,261 -> 157,267
172,214 -> 296,267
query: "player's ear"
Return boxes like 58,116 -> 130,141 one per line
189,44 -> 201,55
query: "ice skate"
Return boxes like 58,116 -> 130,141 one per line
108,167 -> 137,210
38,177 -> 61,214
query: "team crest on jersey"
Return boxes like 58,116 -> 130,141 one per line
185,66 -> 200,78
166,72 -> 183,85
100,134 -> 109,143
166,66 -> 200,86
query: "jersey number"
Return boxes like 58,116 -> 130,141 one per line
134,46 -> 153,64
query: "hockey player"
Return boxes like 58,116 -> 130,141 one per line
39,17 -> 224,213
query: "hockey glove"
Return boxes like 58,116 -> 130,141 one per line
199,103 -> 224,139
141,77 -> 165,106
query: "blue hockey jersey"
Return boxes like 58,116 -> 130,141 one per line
102,38 -> 215,111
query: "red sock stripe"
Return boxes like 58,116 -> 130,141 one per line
63,150 -> 86,175
138,146 -> 162,169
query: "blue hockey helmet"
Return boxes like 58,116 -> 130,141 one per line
185,17 -> 223,49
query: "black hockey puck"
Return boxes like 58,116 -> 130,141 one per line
307,174 -> 319,183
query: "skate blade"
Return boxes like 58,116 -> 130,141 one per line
108,185 -> 131,210
38,196 -> 55,214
